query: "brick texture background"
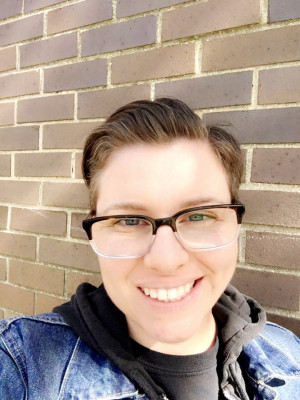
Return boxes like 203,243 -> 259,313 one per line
0,0 -> 299,335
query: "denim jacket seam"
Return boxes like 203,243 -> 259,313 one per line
57,336 -> 81,400
59,337 -> 140,400
0,313 -> 69,335
96,390 -> 140,400
0,332 -> 28,399
255,334 -> 300,377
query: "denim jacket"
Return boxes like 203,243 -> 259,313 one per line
0,313 -> 299,400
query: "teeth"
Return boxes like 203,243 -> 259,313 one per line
157,289 -> 167,301
142,282 -> 194,302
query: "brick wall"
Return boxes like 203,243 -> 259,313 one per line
0,0 -> 299,335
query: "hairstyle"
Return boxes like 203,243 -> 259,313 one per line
82,98 -> 243,213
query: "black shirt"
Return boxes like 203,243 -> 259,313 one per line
132,337 -> 221,400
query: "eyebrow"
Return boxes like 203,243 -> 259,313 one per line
100,198 -> 228,215
180,197 -> 229,208
100,202 -> 149,215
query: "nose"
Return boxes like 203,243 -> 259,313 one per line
143,225 -> 189,272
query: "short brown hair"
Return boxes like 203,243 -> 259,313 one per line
82,98 -> 243,213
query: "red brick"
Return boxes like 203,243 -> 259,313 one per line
232,268 -> 300,311
0,206 -> 8,229
39,237 -> 99,271
42,182 -> 89,209
0,46 -> 16,72
17,94 -> 74,123
0,231 -> 36,260
0,0 -> 22,20
0,102 -> 14,125
112,43 -> 195,84
0,283 -> 34,314
162,0 -> 259,41
35,293 -> 65,314
0,271 -> 4,285
258,66 -> 300,104
0,14 -> 43,46
78,85 -> 151,119
10,208 -> 67,236
0,154 -> 10,176
15,152 -> 71,178
239,190 -> 300,228
0,70 -> 40,100
251,148 -> 300,184
24,0 -> 66,12
82,15 -> 156,56
47,0 -> 112,34
66,270 -> 101,296
74,152 -> 82,179
20,33 -> 77,68
9,259 -> 64,295
0,180 -> 40,205
267,313 -> 300,337
0,126 -> 39,150
202,25 -> 300,72
44,60 -> 107,92
246,231 -> 300,270
203,108 -> 300,144
241,149 -> 246,183
269,0 -> 300,22
0,258 -> 5,280
156,72 -> 252,109
71,212 -> 88,239
116,0 -> 189,17
43,122 -> 99,149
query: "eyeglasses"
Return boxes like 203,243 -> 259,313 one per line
82,203 -> 245,258
82,203 -> 245,259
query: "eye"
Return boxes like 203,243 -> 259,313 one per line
122,218 -> 140,226
188,213 -> 205,222
188,213 -> 215,222
113,217 -> 148,229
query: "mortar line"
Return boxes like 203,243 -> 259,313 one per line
150,83 -> 155,100
156,11 -> 162,44
260,0 -> 269,24
112,0 -> 117,20
195,40 -> 203,76
74,92 -> 78,120
263,305 -> 300,319
107,58 -> 112,86
7,207 -> 12,231
10,152 -> 15,178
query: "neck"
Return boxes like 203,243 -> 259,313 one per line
129,314 -> 217,356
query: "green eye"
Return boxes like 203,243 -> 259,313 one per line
124,218 -> 140,226
188,214 -> 205,222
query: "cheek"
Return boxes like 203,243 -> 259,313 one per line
195,243 -> 238,278
98,257 -> 135,297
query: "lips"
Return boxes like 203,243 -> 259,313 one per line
141,282 -> 194,302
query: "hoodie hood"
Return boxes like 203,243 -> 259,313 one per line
54,283 -> 266,400
213,285 -> 266,395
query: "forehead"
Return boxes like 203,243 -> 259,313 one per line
96,139 -> 231,215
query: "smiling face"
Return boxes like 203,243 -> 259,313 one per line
95,139 -> 239,355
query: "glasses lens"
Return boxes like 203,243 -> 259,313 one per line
176,207 -> 239,250
91,217 -> 153,257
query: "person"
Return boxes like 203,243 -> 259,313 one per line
0,98 -> 299,400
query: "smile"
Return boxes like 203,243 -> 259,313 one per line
141,282 -> 194,302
